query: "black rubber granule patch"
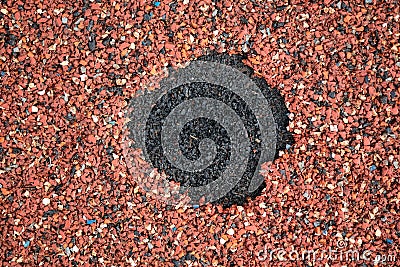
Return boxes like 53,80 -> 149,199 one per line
123,53 -> 293,207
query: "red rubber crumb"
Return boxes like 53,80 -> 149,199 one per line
0,0 -> 399,266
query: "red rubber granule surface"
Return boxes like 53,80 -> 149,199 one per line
0,0 -> 399,266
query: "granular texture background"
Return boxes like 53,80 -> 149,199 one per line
0,0 -> 399,266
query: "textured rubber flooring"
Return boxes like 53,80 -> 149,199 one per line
0,0 -> 399,266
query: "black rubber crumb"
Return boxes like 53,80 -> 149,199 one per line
140,52 -> 293,208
